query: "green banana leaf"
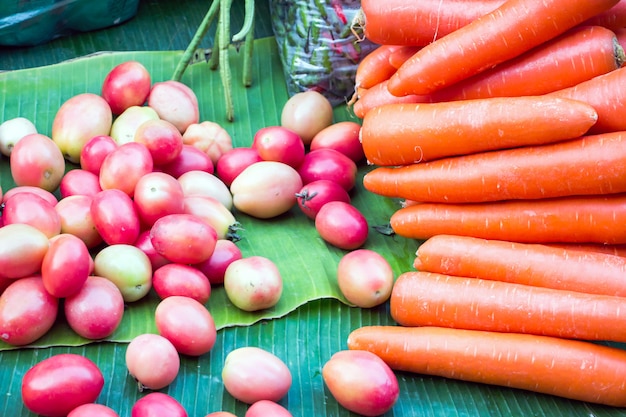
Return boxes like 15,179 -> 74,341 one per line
1,37 -> 626,417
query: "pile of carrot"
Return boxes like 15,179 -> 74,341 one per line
345,0 -> 626,408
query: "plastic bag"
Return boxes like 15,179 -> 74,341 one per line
0,0 -> 139,47
269,0 -> 378,106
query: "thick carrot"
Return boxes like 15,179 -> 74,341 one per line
360,96 -> 598,165
582,0 -> 626,30
389,270 -> 626,343
358,0 -> 505,46
363,131 -> 626,203
352,80 -> 427,119
347,325 -> 626,407
550,64 -> 626,133
413,234 -> 626,296
387,0 -> 620,96
389,194 -> 626,244
425,25 -> 625,102
354,44 -> 402,90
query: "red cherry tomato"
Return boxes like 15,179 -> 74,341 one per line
131,392 -> 187,417
91,188 -> 141,245
315,201 -> 369,250
152,263 -> 212,304
41,233 -> 91,298
21,353 -> 104,417
297,148 -> 357,191
252,126 -> 305,168
296,179 -> 351,220
215,147 -> 262,187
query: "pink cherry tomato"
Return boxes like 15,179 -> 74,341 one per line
155,296 -> 217,356
131,392 -> 187,417
59,168 -> 102,198
0,276 -> 58,346
150,214 -> 218,264
79,135 -> 117,175
215,147 -> 262,187
64,275 -> 125,340
67,403 -> 120,417
99,141 -> 153,197
194,239 -> 243,285
2,192 -> 61,238
160,144 -> 215,178
310,121 -> 364,162
133,171 -> 185,227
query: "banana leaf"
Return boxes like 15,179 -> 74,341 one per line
1,37 -> 626,417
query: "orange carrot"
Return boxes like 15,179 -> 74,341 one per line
360,96 -> 598,165
389,270 -> 626,343
358,0 -> 505,46
348,325 -> 626,407
425,25 -> 625,102
363,131 -> 626,203
546,242 -> 626,257
582,0 -> 626,30
354,44 -> 402,90
352,80 -> 427,119
550,64 -> 626,133
388,46 -> 422,69
387,0 -> 620,96
413,234 -> 626,296
388,194 -> 626,244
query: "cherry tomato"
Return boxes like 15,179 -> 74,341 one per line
2,185 -> 58,206
3,191 -> 61,238
0,223 -> 49,279
134,118 -> 184,165
9,132 -> 66,192
182,120 -> 232,165
41,233 -> 91,298
297,148 -> 357,191
0,276 -> 58,346
223,256 -> 283,312
79,134 -> 117,175
131,392 -> 187,417
337,249 -> 394,308
54,194 -> 103,249
59,168 -> 102,198
310,121 -> 364,162
182,195 -> 238,240
322,350 -> 399,416
150,213 -> 218,264
133,230 -> 171,271
280,90 -> 333,145
133,171 -> 185,228
177,170 -> 233,210
99,141 -> 153,196
93,244 -> 153,303
21,353 -> 105,417
125,333 -> 180,391
230,161 -> 303,219
194,239 -> 243,285
91,188 -> 141,245
152,263 -> 212,304
245,400 -> 293,417
101,60 -> 152,115
67,403 -> 120,417
64,275 -> 125,340
296,179 -> 351,220
155,296 -> 217,356
222,346 -> 292,404
252,126 -> 305,168
160,144 -> 215,178
315,201 -> 368,250
215,146 -> 262,187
